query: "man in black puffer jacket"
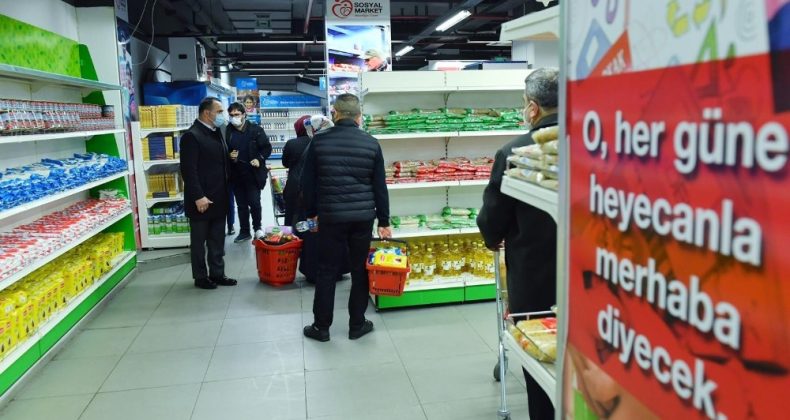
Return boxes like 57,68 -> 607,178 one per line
301,94 -> 392,342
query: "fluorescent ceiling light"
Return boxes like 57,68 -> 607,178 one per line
395,46 -> 415,57
240,60 -> 325,64
436,10 -> 472,32
218,40 -> 326,44
242,68 -> 321,71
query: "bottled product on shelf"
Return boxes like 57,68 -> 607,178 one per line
0,198 -> 130,282
0,232 -> 125,358
506,125 -> 559,191
402,236 -> 494,285
0,153 -> 127,211
0,99 -> 116,135
139,105 -> 198,129
147,202 -> 189,235
386,156 -> 493,184
364,107 -> 523,135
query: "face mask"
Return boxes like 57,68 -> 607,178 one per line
213,112 -> 226,127
230,116 -> 244,127
523,102 -> 534,131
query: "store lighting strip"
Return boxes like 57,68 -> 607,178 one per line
436,10 -> 472,32
217,40 -> 326,44
395,45 -> 415,57
239,60 -> 326,64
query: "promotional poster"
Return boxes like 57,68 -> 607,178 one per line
563,1 -> 789,419
236,77 -> 260,124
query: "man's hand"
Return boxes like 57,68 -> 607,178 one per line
378,226 -> 392,239
308,216 -> 319,232
195,197 -> 213,213
250,158 -> 260,168
486,241 -> 504,252
229,150 -> 239,161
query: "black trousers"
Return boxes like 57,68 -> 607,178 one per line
312,220 -> 374,330
524,367 -> 554,419
189,216 -> 226,280
234,181 -> 263,234
227,186 -> 236,230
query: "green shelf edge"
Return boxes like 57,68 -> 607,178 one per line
464,284 -> 497,301
0,256 -> 136,396
374,287 -> 466,309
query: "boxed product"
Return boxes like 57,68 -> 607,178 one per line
508,316 -> 558,362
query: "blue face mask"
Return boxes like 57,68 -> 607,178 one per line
213,112 -> 226,127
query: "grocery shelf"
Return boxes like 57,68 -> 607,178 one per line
456,129 -> 524,138
146,193 -> 184,208
390,227 -> 478,239
0,171 -> 129,222
362,86 -> 457,96
0,209 -> 132,292
503,330 -> 557,406
143,159 -> 180,170
374,132 -> 457,141
458,180 -> 488,187
404,279 -> 465,292
388,180 -> 459,190
0,63 -> 122,92
330,71 -> 360,79
0,128 -> 125,145
140,125 -> 192,137
142,233 -> 190,249
464,277 -> 496,287
270,154 -> 283,159
0,251 -> 135,374
499,4 -> 559,42
500,176 -> 558,222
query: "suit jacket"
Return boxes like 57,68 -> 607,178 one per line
180,120 -> 229,220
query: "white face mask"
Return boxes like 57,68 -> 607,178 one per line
230,116 -> 244,127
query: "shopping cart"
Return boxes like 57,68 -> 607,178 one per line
492,248 -> 511,419
268,167 -> 287,226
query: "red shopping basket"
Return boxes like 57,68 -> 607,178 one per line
254,238 -> 303,286
366,239 -> 410,296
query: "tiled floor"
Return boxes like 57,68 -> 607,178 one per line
0,239 -> 531,420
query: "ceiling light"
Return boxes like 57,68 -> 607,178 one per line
239,60 -> 326,64
241,68 -> 317,71
436,10 -> 472,32
395,46 -> 415,57
217,40 -> 326,45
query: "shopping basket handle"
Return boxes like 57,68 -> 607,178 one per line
370,237 -> 410,252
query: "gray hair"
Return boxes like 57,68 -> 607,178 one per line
333,94 -> 362,119
525,68 -> 559,110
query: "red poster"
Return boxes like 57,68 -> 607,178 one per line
564,1 -> 790,418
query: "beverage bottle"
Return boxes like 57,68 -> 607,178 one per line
147,217 -> 155,236
152,216 -> 161,235
450,242 -> 463,277
437,243 -> 451,277
423,248 -> 436,282
294,219 -> 317,232
409,249 -> 422,281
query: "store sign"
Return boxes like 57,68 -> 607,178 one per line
562,1 -> 789,419
236,78 -> 260,123
325,0 -> 391,104
260,95 -> 322,109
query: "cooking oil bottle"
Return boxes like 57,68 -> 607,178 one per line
450,241 -> 463,277
423,247 -> 436,281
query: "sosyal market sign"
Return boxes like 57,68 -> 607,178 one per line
328,0 -> 389,21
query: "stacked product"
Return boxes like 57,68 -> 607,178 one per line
0,99 -> 115,135
364,108 -> 523,135
148,202 -> 189,235
141,133 -> 180,161
506,126 -> 559,191
386,157 -> 493,184
405,237 -> 495,285
0,153 -> 128,211
139,105 -> 198,128
507,316 -> 558,362
145,172 -> 182,198
330,63 -> 361,73
0,232 -> 124,359
390,207 -> 477,231
0,198 -> 130,282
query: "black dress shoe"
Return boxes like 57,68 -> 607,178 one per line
227,228 -> 235,236
234,233 -> 252,243
303,325 -> 330,342
349,319 -> 374,340
210,276 -> 238,286
194,278 -> 218,290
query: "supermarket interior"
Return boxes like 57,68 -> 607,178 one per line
0,0 -> 787,419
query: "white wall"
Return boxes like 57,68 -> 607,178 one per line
0,0 -> 78,40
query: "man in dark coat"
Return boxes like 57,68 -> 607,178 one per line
301,94 -> 391,342
477,68 -> 559,419
180,97 -> 238,290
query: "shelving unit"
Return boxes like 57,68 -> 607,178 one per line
130,121 -> 190,249
361,69 -> 529,309
0,128 -> 126,145
500,175 -> 559,221
503,331 -> 557,406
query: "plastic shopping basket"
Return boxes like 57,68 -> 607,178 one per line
366,238 -> 410,297
254,238 -> 303,286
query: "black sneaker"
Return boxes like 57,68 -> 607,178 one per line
349,319 -> 374,340
227,228 -> 235,236
303,325 -> 330,342
234,233 -> 252,243
194,278 -> 217,290
210,276 -> 238,286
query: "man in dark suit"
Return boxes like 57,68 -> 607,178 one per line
180,97 -> 238,290
477,68 -> 559,419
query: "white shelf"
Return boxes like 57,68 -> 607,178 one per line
362,86 -> 456,95
404,279 -> 465,292
146,194 -> 184,208
390,227 -> 478,239
143,159 -> 180,170
142,233 -> 190,249
456,129 -> 524,138
503,330 -> 557,407
0,171 -> 129,222
387,180 -> 487,190
0,129 -> 125,145
0,251 -> 135,373
330,71 -> 360,79
374,130 -> 523,141
499,5 -> 560,42
140,125 -> 192,137
0,63 -> 122,92
464,277 -> 496,287
0,209 -> 132,292
500,176 -> 558,221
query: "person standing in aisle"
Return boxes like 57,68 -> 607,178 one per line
301,94 -> 391,342
477,68 -> 559,419
226,102 -> 272,242
180,97 -> 237,290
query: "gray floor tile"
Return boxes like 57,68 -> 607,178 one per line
84,300 -> 159,329
193,374 -> 306,420
226,287 -> 303,318
101,348 -> 212,392
309,405 -> 427,420
389,322 -> 491,361
381,306 -> 467,331
0,394 -> 93,420
147,294 -> 231,325
305,362 -> 419,419
422,395 -> 530,420
80,383 -> 200,420
217,313 -> 302,346
54,327 -> 140,360
128,320 -> 222,354
303,323 -> 399,371
16,356 -> 119,399
205,339 -> 303,381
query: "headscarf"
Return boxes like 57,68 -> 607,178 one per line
306,114 -> 334,138
294,115 -> 310,137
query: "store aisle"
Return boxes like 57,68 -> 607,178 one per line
0,239 -> 531,420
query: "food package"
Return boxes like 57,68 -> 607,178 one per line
541,140 -> 559,155
542,154 -> 559,165
509,317 -> 558,362
506,167 -> 544,183
512,144 -> 543,160
539,179 -> 559,191
442,207 -> 476,217
391,215 -> 425,228
531,126 -> 559,144
507,155 -> 543,170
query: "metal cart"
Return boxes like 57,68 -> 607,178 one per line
269,167 -> 288,226
492,248 -> 511,419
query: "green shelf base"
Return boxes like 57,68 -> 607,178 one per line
374,287 -> 466,309
0,255 -> 136,396
464,283 -> 497,301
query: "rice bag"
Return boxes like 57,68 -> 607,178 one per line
512,144 -> 543,160
531,126 -> 559,144
541,140 -> 559,155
